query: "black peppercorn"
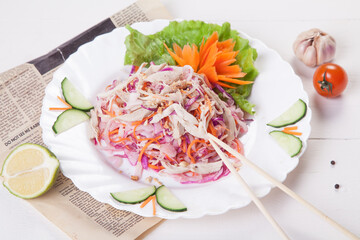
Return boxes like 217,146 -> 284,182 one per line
334,184 -> 340,189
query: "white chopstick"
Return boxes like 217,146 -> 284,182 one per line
207,133 -> 359,240
208,138 -> 290,240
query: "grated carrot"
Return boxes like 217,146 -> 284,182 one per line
234,139 -> 243,154
180,137 -> 187,153
207,121 -> 217,136
57,96 -> 72,108
108,128 -> 130,143
164,154 -> 177,163
103,109 -> 115,117
49,96 -> 72,111
217,125 -> 230,132
131,111 -> 157,126
108,129 -> 119,135
133,124 -> 152,142
109,137 -> 131,143
144,153 -> 154,160
139,195 -> 156,216
282,126 -> 302,135
49,107 -> 72,111
191,171 -> 199,177
148,164 -> 165,170
205,94 -> 212,113
138,135 -> 163,163
140,195 -> 154,208
187,139 -> 205,164
151,195 -> 156,216
283,126 -> 298,131
282,130 -> 302,136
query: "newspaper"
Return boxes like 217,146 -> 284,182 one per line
0,0 -> 171,239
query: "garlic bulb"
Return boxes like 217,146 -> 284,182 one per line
293,28 -> 336,67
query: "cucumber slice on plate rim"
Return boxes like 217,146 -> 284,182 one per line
267,99 -> 307,128
61,78 -> 93,111
111,185 -> 156,204
52,109 -> 90,134
156,185 -> 187,212
269,130 -> 303,157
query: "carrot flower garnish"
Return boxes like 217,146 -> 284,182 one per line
164,32 -> 252,88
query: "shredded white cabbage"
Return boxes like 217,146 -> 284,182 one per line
90,63 -> 248,184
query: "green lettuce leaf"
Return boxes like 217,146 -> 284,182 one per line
124,20 -> 259,114
124,26 -> 175,66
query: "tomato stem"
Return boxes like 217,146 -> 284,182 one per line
318,71 -> 333,94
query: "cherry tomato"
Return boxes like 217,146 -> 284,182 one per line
313,63 -> 348,98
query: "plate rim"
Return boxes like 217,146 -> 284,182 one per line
40,19 -> 312,219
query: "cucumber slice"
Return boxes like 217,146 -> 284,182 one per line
52,109 -> 90,134
269,131 -> 303,157
61,78 -> 93,111
267,99 -> 307,128
111,185 -> 156,204
156,185 -> 187,212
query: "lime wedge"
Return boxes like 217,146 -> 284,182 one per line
1,143 -> 59,199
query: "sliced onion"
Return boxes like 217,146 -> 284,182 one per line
184,134 -> 190,145
129,65 -> 136,74
141,155 -> 149,170
213,83 -> 235,105
126,150 -> 138,166
134,161 -> 143,178
185,95 -> 200,110
127,79 -> 138,92
92,64 -> 248,184
115,153 -> 127,158
197,147 -> 208,157
212,117 -> 224,126
181,168 -> 224,184
141,105 -> 157,111
160,67 -> 173,71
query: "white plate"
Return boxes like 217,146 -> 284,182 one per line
40,19 -> 311,219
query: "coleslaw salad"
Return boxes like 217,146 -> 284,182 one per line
89,63 -> 250,184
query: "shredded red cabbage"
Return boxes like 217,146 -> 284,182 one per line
90,64 -> 248,184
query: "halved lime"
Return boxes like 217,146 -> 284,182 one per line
1,143 -> 59,199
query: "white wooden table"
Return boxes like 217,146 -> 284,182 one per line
1,0 -> 359,239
